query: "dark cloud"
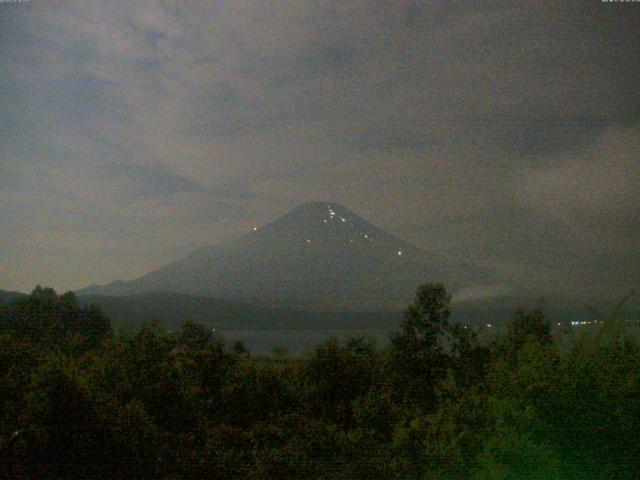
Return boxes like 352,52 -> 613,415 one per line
104,163 -> 208,198
0,0 -> 638,301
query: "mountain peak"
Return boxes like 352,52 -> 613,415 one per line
268,202 -> 369,229
256,202 -> 401,251
287,202 -> 350,216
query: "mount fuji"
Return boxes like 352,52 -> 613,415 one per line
78,202 -> 490,310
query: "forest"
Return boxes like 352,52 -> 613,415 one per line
1,284 -> 639,479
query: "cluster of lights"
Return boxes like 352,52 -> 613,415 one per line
471,320 -> 640,330
250,205 -> 407,258
568,319 -> 639,326
423,319 -> 639,331
570,320 -> 599,326
319,205 -> 401,256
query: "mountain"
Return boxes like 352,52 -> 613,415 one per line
78,202 -> 490,310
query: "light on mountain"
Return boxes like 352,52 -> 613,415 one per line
397,250 -> 402,256
253,227 -> 258,231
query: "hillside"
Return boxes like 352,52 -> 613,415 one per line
0,289 -> 27,304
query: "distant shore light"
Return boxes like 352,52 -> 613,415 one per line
253,227 -> 258,231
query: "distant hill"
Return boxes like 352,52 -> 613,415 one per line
0,289 -> 27,304
76,291 -> 606,334
3,287 -> 618,333
78,202 -> 490,310
77,292 -> 404,331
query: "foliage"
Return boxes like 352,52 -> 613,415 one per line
0,286 -> 111,349
388,283 -> 453,411
0,285 -> 639,478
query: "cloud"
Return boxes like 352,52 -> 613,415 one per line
104,163 -> 208,198
519,125 -> 640,223
453,284 -> 515,305
0,0 -> 638,298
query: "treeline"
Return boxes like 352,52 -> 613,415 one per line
0,284 -> 639,479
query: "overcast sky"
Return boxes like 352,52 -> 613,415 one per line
1,1 -> 638,302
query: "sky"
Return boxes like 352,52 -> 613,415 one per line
1,1 -> 638,303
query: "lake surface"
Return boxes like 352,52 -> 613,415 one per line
218,329 -> 391,355
217,319 -> 640,356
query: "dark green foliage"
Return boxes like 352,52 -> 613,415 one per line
20,354 -> 108,479
1,284 -> 639,478
1,286 -> 111,348
233,339 -> 249,356
507,308 -> 552,350
305,337 -> 379,427
389,283 -> 454,411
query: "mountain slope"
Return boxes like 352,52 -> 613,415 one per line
78,202 -> 488,310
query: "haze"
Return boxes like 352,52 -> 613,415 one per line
1,1 -> 638,304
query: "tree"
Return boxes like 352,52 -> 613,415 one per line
19,353 -> 107,479
507,309 -> 551,351
389,283 -> 452,411
305,337 -> 379,427
0,287 -> 111,348
233,340 -> 249,356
